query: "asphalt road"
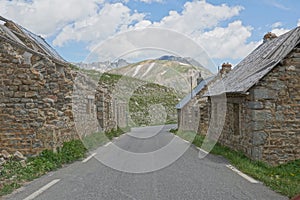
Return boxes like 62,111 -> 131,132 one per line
4,125 -> 288,200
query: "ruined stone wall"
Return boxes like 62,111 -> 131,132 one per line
197,87 -> 210,135
178,97 -> 200,132
0,40 -> 78,156
72,73 -> 99,137
215,45 -> 300,165
178,84 -> 211,134
95,85 -> 128,132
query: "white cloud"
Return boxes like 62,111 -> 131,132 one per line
271,21 -> 282,29
86,27 -> 216,71
144,1 -> 258,60
298,19 -> 300,26
0,0 -> 262,63
0,0 -> 102,37
138,0 -> 163,3
86,1 -> 255,62
195,21 -> 260,59
269,21 -> 289,36
53,3 -> 145,46
269,1 -> 290,10
153,1 -> 243,34
271,28 -> 290,36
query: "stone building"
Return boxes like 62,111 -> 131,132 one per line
205,27 -> 300,165
95,84 -> 128,132
0,16 -> 127,156
176,75 -> 214,132
0,16 -> 78,156
72,73 -> 99,137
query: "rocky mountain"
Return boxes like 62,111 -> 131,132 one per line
108,58 -> 213,94
157,55 -> 203,68
74,59 -> 129,72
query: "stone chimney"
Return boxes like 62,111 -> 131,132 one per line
196,72 -> 203,85
263,32 -> 277,42
220,62 -> 232,76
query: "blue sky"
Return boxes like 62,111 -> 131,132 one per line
1,0 -> 299,71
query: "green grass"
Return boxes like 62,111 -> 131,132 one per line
0,140 -> 87,197
128,83 -> 180,126
83,127 -> 129,150
98,73 -> 182,127
173,130 -> 300,198
0,127 -> 131,197
69,64 -> 183,126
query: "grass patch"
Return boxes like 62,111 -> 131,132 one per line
173,130 -> 300,198
98,73 -> 182,127
0,128 -> 130,197
0,140 -> 87,197
83,127 -> 130,150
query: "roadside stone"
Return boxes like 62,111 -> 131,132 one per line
0,157 -> 6,165
19,160 -> 26,167
2,150 -> 11,159
14,151 -> 26,161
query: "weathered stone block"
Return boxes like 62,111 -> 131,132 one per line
252,131 -> 268,146
253,88 -> 278,100
275,112 -> 285,121
14,91 -> 25,98
251,147 -> 262,160
248,101 -> 264,109
25,91 -> 37,98
252,110 -> 273,121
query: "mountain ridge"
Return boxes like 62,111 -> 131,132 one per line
108,58 -> 213,94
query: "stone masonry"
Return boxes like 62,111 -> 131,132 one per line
215,45 -> 300,165
0,40 -> 78,156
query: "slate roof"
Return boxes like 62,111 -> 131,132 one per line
176,76 -> 215,109
0,16 -> 66,64
205,26 -> 300,96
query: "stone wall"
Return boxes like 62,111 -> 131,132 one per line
72,73 -> 99,137
0,39 -> 78,156
214,45 -> 300,165
214,95 -> 249,154
95,84 -> 128,132
178,97 -> 200,132
178,84 -> 212,133
247,45 -> 300,165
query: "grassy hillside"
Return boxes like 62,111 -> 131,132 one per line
71,64 -> 183,126
99,73 -> 182,126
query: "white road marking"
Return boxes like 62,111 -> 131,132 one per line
226,164 -> 259,183
104,142 -> 112,147
23,179 -> 60,200
82,153 -> 97,163
182,139 -> 190,144
196,147 -> 209,154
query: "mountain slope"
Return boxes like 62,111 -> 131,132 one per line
98,73 -> 182,126
108,59 -> 213,94
74,59 -> 129,72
